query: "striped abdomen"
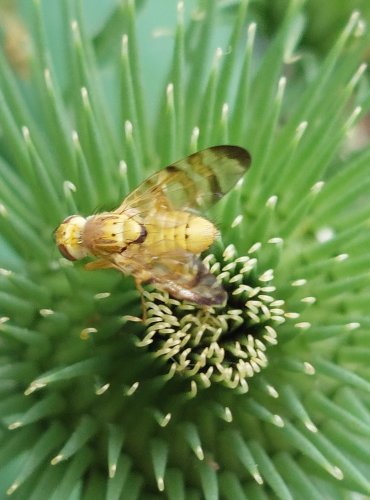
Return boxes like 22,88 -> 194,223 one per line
144,210 -> 217,254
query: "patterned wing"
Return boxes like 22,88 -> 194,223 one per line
115,145 -> 251,216
112,248 -> 227,306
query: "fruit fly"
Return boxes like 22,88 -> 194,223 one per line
55,145 -> 251,306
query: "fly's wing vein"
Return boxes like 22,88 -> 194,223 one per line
112,248 -> 226,306
115,145 -> 251,217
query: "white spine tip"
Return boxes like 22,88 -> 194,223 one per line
334,253 -> 348,262
96,383 -> 110,395
248,22 -> 257,36
346,106 -> 362,129
81,86 -> 89,104
125,381 -> 139,396
224,407 -> 233,422
223,244 -> 236,260
294,322 -> 311,329
63,180 -> 77,193
215,47 -> 223,59
350,63 -> 367,87
268,237 -> 283,245
121,315 -> 142,323
191,126 -> 200,140
124,121 -> 133,139
259,269 -> 274,282
166,82 -> 174,94
40,308 -> 54,317
296,121 -> 308,140
311,181 -> 325,194
248,242 -> 261,254
196,446 -> 204,460
160,413 -> 172,427
109,464 -> 117,478
94,292 -> 111,300
72,130 -> 79,143
305,421 -> 318,433
284,312 -> 300,319
157,477 -> 165,492
316,227 -> 335,243
355,19 -> 366,37
22,126 -> 30,140
51,454 -> 64,465
267,385 -> 279,398
330,466 -> 344,480
6,483 -> 19,495
303,362 -> 315,375
266,195 -> 278,208
24,380 -> 47,395
273,415 -> 285,427
119,160 -> 127,175
44,68 -> 51,84
345,322 -> 360,330
231,214 -> 243,228
253,472 -> 264,485
277,76 -> 286,97
80,327 -> 98,340
349,11 -> 360,23
189,380 -> 198,398
8,421 -> 22,430
301,296 -> 316,304
291,279 -> 307,287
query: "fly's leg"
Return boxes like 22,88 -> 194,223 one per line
85,260 -> 114,271
135,278 -> 148,322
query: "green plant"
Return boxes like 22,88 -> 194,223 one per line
1,1 -> 370,498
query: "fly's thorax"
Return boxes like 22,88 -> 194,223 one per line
55,215 -> 89,260
83,212 -> 144,256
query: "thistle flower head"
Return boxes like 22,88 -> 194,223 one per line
143,243 -> 289,394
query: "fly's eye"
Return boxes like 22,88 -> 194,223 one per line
57,243 -> 77,261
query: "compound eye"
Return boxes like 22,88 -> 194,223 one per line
57,243 -> 77,261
